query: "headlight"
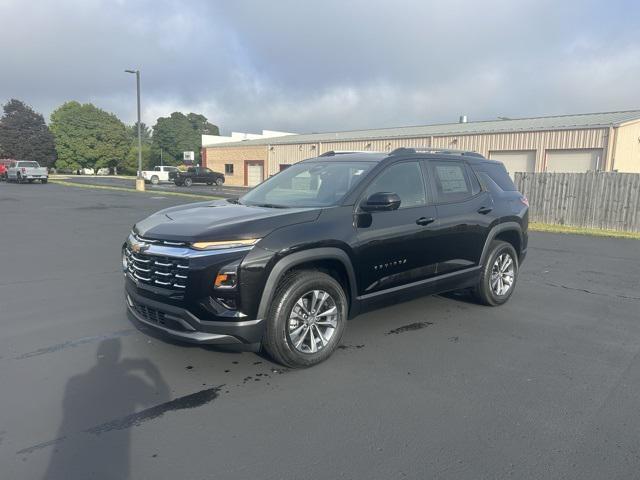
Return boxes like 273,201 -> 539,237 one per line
191,239 -> 260,251
122,249 -> 128,271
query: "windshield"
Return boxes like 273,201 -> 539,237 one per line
240,161 -> 375,208
18,161 -> 39,168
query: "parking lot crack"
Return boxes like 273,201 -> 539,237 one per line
534,279 -> 640,302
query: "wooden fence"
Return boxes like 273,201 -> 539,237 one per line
514,172 -> 640,233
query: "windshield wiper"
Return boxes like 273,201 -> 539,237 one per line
250,203 -> 288,209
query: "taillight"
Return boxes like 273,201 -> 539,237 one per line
21,167 -> 26,173
520,195 -> 529,207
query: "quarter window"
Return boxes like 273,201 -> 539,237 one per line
363,161 -> 426,209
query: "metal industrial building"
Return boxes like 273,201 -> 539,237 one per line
202,110 -> 640,187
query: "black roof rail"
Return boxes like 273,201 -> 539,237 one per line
319,150 -> 379,157
389,147 -> 485,158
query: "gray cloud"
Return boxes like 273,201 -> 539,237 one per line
1,0 -> 638,134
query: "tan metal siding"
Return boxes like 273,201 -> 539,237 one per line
266,128 -> 607,172
267,143 -> 319,173
208,127 -> 611,181
612,120 -> 640,172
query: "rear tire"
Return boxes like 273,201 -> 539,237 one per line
150,175 -> 159,185
472,240 -> 518,306
263,270 -> 348,368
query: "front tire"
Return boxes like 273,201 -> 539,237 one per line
41,178 -> 48,184
472,240 -> 518,306
183,177 -> 193,187
263,270 -> 348,368
215,177 -> 224,186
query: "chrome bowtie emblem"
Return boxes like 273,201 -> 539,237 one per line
131,242 -> 149,254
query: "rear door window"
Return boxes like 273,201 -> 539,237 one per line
430,161 -> 477,203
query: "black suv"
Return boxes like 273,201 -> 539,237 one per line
123,148 -> 528,367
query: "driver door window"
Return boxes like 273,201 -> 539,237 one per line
362,161 -> 426,209
355,160 -> 437,295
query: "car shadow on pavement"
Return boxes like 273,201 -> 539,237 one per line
42,338 -> 170,480
438,289 -> 479,305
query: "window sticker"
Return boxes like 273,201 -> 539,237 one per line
436,165 -> 468,193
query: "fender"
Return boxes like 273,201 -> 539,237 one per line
256,247 -> 357,320
479,221 -> 523,265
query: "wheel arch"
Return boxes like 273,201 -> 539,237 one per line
479,222 -> 523,265
256,248 -> 357,320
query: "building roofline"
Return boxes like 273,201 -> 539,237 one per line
204,109 -> 640,149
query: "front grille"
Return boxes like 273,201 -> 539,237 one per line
133,233 -> 188,247
124,246 -> 189,290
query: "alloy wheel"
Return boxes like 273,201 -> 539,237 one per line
490,253 -> 515,296
287,290 -> 338,354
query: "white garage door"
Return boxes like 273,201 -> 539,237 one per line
545,149 -> 603,173
488,150 -> 536,178
247,163 -> 264,186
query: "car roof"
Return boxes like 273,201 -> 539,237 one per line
300,149 -> 491,165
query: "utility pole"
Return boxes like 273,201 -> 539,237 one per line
160,148 -> 163,167
125,69 -> 144,191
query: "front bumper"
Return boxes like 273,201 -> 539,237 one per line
125,283 -> 265,345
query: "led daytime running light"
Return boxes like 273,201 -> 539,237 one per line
191,239 -> 260,250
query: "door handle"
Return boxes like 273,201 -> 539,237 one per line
477,206 -> 493,214
416,217 -> 436,226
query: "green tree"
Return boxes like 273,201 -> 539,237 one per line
151,112 -> 219,165
127,121 -> 152,144
0,99 -> 57,167
50,101 -> 130,172
121,142 -> 152,175
187,113 -> 219,136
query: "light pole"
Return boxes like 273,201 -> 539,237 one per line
125,69 -> 144,191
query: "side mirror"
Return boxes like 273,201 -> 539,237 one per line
361,192 -> 401,212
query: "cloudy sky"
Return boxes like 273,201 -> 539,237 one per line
1,0 -> 639,134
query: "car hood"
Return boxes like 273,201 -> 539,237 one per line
134,199 -> 321,242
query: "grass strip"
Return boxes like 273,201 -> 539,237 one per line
529,222 -> 640,240
49,179 -> 219,200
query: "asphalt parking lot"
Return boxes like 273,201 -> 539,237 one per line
56,175 -> 249,198
1,182 -> 639,480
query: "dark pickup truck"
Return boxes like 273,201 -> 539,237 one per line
171,167 -> 225,187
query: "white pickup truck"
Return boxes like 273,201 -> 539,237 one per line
141,166 -> 179,185
7,161 -> 48,184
